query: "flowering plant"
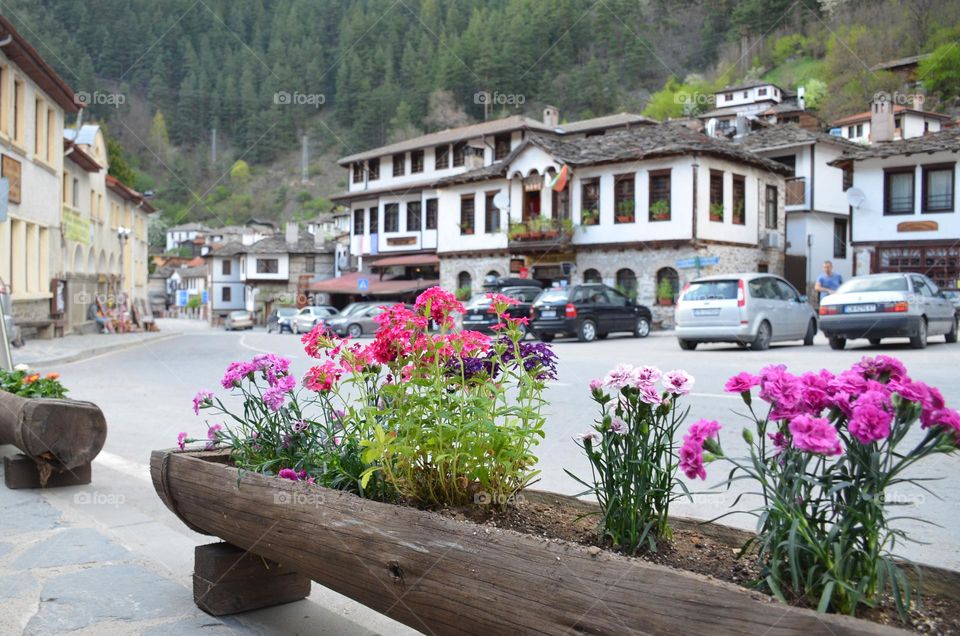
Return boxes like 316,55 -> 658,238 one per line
1,364 -> 67,399
570,364 -> 694,553
688,356 -> 960,618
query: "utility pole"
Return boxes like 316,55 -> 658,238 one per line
211,128 -> 217,165
301,135 -> 309,183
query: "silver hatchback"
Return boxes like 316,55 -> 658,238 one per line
675,273 -> 817,351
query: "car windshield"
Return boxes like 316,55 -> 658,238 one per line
836,276 -> 908,293
229,311 -> 248,318
466,294 -> 492,309
683,280 -> 738,301
340,303 -> 372,316
277,308 -> 297,317
538,290 -> 569,303
943,290 -> 960,299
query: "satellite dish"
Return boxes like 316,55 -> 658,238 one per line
846,187 -> 866,209
493,192 -> 510,211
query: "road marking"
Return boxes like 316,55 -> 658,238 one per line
239,332 -> 302,357
95,451 -> 152,483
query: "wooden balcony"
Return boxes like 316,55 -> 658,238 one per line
507,217 -> 573,253
785,177 -> 806,207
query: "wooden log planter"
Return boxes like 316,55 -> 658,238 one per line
148,449 -> 937,635
0,390 -> 107,488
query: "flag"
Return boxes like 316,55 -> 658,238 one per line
549,164 -> 570,192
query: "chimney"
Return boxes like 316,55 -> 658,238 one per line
912,92 -> 925,111
543,105 -> 559,128
870,95 -> 895,143
797,86 -> 806,111
314,222 -> 325,248
285,221 -> 299,246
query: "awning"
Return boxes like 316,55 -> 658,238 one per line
308,273 -> 439,296
372,253 -> 440,268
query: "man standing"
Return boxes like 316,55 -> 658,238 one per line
814,261 -> 842,302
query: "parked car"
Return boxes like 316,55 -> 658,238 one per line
0,278 -> 22,347
943,288 -> 960,314
224,310 -> 254,331
675,273 -> 817,351
529,284 -> 651,343
266,307 -> 299,334
461,285 -> 542,335
819,273 -> 958,349
325,303 -> 398,338
291,305 -> 340,334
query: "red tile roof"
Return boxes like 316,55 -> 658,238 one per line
308,272 -> 439,296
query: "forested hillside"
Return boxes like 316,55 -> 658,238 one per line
6,0 -> 959,239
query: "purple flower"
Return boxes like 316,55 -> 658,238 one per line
192,389 -> 213,415
855,355 -> 906,382
502,340 -> 558,380
177,431 -> 188,451
848,401 -> 892,445
724,372 -> 760,394
278,468 -> 299,481
768,432 -> 789,454
633,366 -> 662,387
609,417 -> 628,436
292,419 -> 309,433
662,369 -> 694,396
788,415 -> 842,456
262,374 -> 297,412
922,408 -> 960,439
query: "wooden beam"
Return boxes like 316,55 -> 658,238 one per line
152,450 -> 905,635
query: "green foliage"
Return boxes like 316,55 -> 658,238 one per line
229,160 -> 251,184
454,286 -> 473,301
920,26 -> 960,99
1,367 -> 69,399
771,34 -> 809,67
657,277 -> 674,302
105,134 -> 137,188
802,78 -> 828,110
186,294 -> 202,309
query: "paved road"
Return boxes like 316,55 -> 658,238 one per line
11,320 -> 958,633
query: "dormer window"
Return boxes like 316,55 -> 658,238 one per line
352,162 -> 364,183
758,88 -> 767,96
494,134 -> 511,161
452,141 -> 467,167
724,93 -> 733,101
411,150 -> 424,173
368,158 -> 380,180
435,145 -> 449,170
393,153 -> 405,177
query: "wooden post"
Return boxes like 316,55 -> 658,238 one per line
193,542 -> 311,616
0,391 -> 106,487
4,454 -> 91,489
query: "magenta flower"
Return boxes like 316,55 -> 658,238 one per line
633,365 -> 662,387
638,384 -> 662,405
724,372 -> 760,394
788,415 -> 842,456
848,401 -> 892,445
177,431 -> 188,451
768,431 -> 789,454
924,408 -> 960,439
277,468 -> 299,481
192,389 -> 213,415
263,374 -> 297,411
686,419 -> 722,444
679,419 -> 721,480
662,369 -> 694,395
207,423 -> 223,439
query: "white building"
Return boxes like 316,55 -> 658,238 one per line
699,81 -> 789,135
829,126 -> 960,290
830,99 -> 950,144
739,126 -> 859,299
165,222 -> 211,252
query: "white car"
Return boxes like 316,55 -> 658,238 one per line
291,306 -> 339,334
819,273 -> 958,349
675,273 -> 817,351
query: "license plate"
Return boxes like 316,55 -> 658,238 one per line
694,308 -> 721,317
463,314 -> 485,322
540,310 -> 557,319
844,304 -> 876,313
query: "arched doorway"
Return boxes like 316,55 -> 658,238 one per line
616,268 -> 638,300
456,271 -> 473,300
72,244 -> 85,273
656,267 -> 680,305
583,268 -> 602,284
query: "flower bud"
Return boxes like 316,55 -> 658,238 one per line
742,428 -> 754,445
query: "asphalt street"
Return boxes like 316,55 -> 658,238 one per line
39,320 -> 960,575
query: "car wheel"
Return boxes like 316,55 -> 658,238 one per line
750,321 -> 771,351
678,339 -> 697,351
803,320 -> 816,346
828,336 -> 846,350
868,338 -> 882,346
946,317 -> 958,344
910,318 -> 928,349
537,332 -> 554,343
347,324 -> 362,338
578,319 -> 598,343
634,316 -> 651,338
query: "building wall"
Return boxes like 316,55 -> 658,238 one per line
714,84 -> 782,108
243,253 -> 290,281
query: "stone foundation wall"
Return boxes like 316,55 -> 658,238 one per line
439,254 -> 511,296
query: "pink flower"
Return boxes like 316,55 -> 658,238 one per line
177,431 -> 188,451
205,424 -> 223,450
633,366 -> 662,387
788,415 -> 842,456
924,408 -> 960,440
192,389 -> 213,415
724,372 -> 760,394
576,430 -> 602,444
662,369 -> 694,395
759,367 -> 804,420
589,378 -> 604,392
848,401 -> 892,445
638,384 -> 662,405
679,419 -> 721,480
855,355 -> 906,382
888,378 -> 930,405
610,417 -> 628,436
303,361 -> 342,393
414,287 -> 464,326
277,468 -> 299,481
603,364 -> 637,390
263,374 -> 297,411
768,432 -> 789,454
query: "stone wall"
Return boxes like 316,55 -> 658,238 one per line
439,253 -> 511,296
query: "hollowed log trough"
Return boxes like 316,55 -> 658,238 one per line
152,449 -> 918,635
0,391 -> 106,488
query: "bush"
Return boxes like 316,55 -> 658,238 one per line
689,358 -> 960,618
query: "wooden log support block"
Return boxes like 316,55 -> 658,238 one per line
3,454 -> 92,489
193,542 -> 311,616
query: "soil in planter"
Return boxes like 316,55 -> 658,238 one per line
438,497 -> 960,635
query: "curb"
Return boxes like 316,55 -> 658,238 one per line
14,332 -> 184,368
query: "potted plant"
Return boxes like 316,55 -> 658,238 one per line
732,200 -> 745,224
508,223 -> 529,241
657,277 -> 675,306
459,223 -> 475,235
542,217 -> 560,239
560,218 -> 575,236
615,201 -> 635,223
581,209 -> 599,226
527,216 -> 545,240
649,200 -> 670,221
709,202 -> 724,222
454,285 -> 473,301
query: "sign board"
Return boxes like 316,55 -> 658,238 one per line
357,278 -> 370,291
0,178 -> 8,222
201,290 -> 209,304
176,289 -> 189,307
63,207 -> 92,244
676,255 -> 720,269
2,156 -> 21,204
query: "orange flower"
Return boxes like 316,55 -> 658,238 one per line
24,374 -> 41,384
45,372 -> 60,380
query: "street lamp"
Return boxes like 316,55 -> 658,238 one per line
117,226 -> 131,302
